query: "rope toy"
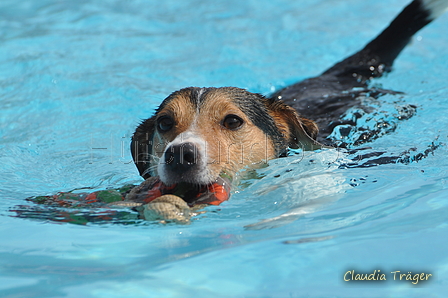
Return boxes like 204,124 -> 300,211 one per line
23,176 -> 231,224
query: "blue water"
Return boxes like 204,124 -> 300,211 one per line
1,0 -> 448,297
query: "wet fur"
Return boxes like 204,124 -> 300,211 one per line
132,0 -> 448,186
132,87 -> 319,185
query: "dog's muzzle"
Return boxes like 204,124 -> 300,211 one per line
158,130 -> 215,185
164,142 -> 199,172
159,140 -> 210,185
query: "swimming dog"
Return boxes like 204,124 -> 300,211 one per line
131,0 -> 448,200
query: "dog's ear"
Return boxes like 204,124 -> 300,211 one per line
267,100 -> 325,151
131,116 -> 156,179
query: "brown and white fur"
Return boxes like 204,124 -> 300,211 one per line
132,87 -> 321,186
131,0 -> 448,190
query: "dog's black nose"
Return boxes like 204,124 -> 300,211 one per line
164,142 -> 198,171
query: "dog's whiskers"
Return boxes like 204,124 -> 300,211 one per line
142,165 -> 159,177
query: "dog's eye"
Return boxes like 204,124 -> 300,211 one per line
157,116 -> 174,132
222,114 -> 244,130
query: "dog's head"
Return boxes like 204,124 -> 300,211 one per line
131,87 -> 319,186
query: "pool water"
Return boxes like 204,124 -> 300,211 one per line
1,0 -> 448,297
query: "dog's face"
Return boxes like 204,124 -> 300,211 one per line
132,87 -> 319,186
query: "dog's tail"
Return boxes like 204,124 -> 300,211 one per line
273,0 -> 448,141
324,0 -> 448,82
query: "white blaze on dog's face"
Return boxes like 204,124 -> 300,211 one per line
132,87 -> 319,186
